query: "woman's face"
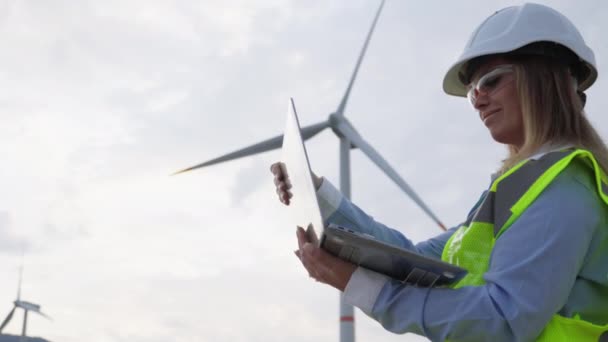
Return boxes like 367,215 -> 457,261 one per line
468,57 -> 524,149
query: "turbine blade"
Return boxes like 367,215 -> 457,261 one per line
335,120 -> 446,231
0,306 -> 16,333
336,0 -> 385,116
173,120 -> 329,175
33,310 -> 52,321
301,121 -> 330,141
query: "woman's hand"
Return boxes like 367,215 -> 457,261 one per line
270,162 -> 323,205
270,162 -> 293,205
294,225 -> 357,292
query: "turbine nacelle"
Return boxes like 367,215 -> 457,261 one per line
14,301 -> 40,313
14,300 -> 49,319
329,113 -> 358,149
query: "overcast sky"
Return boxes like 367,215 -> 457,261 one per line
0,1 -> 606,341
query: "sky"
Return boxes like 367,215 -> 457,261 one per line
0,1 -> 607,341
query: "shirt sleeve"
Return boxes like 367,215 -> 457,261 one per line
316,176 -> 343,221
319,176 -> 465,324
356,164 -> 601,342
316,177 -> 461,258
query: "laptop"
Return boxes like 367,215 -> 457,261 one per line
281,98 -> 467,287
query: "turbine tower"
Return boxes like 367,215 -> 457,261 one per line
175,1 -> 445,341
0,266 -> 51,342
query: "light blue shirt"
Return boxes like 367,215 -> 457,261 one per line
316,157 -> 608,341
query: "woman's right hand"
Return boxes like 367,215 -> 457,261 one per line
270,162 -> 293,205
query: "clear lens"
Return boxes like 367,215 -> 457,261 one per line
467,65 -> 514,106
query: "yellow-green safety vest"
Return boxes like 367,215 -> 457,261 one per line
441,149 -> 608,341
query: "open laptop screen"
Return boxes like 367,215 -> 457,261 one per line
279,98 -> 467,286
281,98 -> 325,244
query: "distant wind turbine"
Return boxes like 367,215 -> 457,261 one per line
174,1 -> 445,341
0,265 -> 51,342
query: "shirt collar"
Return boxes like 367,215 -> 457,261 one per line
489,143 -> 575,183
528,143 -> 575,160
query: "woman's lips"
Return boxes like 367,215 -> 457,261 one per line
481,109 -> 500,123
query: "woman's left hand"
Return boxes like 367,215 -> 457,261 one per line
294,225 -> 357,292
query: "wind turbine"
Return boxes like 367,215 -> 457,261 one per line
174,1 -> 445,341
0,266 -> 51,342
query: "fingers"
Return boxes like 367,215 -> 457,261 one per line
296,227 -> 322,279
270,162 -> 289,181
295,227 -> 327,279
269,162 -> 284,175
275,186 -> 293,204
273,177 -> 292,193
294,226 -> 357,291
296,226 -> 307,250
273,175 -> 291,188
300,243 -> 334,283
306,223 -> 319,244
270,162 -> 292,205
297,225 -> 318,248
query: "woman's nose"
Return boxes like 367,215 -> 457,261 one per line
473,91 -> 489,111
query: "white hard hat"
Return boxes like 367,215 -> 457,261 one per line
443,3 -> 597,97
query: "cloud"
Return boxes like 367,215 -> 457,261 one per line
0,211 -> 26,254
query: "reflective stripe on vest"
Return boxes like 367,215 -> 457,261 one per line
441,149 -> 608,341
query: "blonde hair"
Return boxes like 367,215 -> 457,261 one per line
499,57 -> 608,174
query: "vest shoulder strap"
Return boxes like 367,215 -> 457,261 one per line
495,149 -> 608,238
468,149 -> 607,237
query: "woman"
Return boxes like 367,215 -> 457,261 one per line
271,3 -> 608,341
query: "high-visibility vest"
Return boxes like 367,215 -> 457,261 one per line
441,149 -> 608,341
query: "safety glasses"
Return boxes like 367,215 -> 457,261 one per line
467,65 -> 514,106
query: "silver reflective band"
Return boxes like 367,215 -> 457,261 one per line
467,65 -> 514,106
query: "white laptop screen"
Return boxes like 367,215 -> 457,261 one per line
281,98 -> 325,244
